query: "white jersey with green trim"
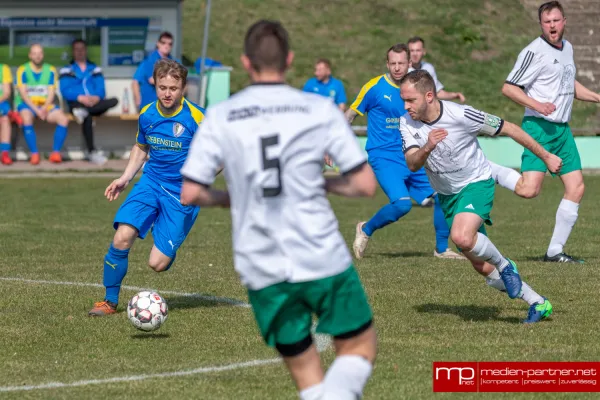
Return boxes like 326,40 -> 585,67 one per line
506,36 -> 576,123
400,100 -> 504,195
181,84 -> 367,291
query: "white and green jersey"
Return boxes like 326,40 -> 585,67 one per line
400,100 -> 503,195
408,61 -> 444,92
181,84 -> 367,291
506,37 -> 576,123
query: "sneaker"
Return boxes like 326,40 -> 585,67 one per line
8,110 -> 22,126
543,252 -> 583,264
434,248 -> 466,260
48,151 -> 62,163
1,151 -> 12,165
353,222 -> 370,259
72,107 -> 89,124
89,150 -> 108,165
500,258 -> 522,299
523,298 -> 553,324
88,300 -> 118,316
30,153 -> 40,165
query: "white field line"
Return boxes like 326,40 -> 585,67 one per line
0,276 -> 332,393
0,276 -> 251,308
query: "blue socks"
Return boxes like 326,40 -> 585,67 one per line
433,196 -> 450,253
23,125 -> 38,153
1,143 -> 10,152
363,199 -> 412,236
53,125 -> 68,152
103,244 -> 130,304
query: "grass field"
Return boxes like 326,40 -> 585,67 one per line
0,174 -> 599,399
181,0 -> 599,128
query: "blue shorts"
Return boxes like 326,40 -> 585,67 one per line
368,148 -> 435,204
17,103 -> 59,113
114,175 -> 200,259
0,101 -> 10,116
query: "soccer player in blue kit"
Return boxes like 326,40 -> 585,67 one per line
346,43 -> 463,260
89,59 -> 206,316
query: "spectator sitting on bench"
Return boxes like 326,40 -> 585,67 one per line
59,39 -> 118,165
0,63 -> 13,165
16,44 -> 70,165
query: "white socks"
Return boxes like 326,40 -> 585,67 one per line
469,232 -> 510,272
489,161 -> 521,191
486,269 -> 544,305
323,355 -> 372,400
547,199 -> 579,257
300,383 -> 324,400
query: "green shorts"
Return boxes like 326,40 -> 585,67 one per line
437,178 -> 495,236
247,265 -> 373,348
521,116 -> 581,176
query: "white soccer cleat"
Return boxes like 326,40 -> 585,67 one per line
353,222 -> 370,259
434,248 -> 467,260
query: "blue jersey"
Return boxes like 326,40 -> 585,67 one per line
136,98 -> 205,194
302,76 -> 347,105
350,74 -> 405,152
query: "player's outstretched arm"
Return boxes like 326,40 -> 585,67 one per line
105,144 -> 149,201
500,121 -> 562,174
501,83 -> 555,116
180,179 -> 230,207
325,163 -> 376,198
404,128 -> 447,172
437,90 -> 465,103
574,81 -> 600,103
344,108 -> 358,124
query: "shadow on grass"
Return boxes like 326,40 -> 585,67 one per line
164,294 -> 246,310
130,333 -> 171,339
414,303 -> 522,324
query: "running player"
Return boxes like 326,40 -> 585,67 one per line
0,63 -> 13,165
407,36 -> 466,103
492,1 -> 600,263
181,20 -> 378,400
400,69 -> 560,323
88,59 -> 205,316
347,43 -> 463,260
16,44 -> 70,164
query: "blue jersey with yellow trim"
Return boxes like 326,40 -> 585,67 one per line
350,74 -> 406,152
136,98 -> 205,193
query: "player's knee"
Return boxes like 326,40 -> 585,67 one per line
450,231 -> 475,251
112,230 -> 135,250
333,320 -> 377,364
518,180 -> 541,199
566,181 -> 585,202
390,198 -> 412,218
148,259 -> 169,272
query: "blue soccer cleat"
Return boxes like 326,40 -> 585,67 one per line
523,298 -> 553,324
500,258 -> 522,299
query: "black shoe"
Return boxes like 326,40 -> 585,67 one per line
543,252 -> 583,263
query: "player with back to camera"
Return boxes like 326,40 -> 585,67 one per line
88,59 -> 206,316
180,19 -> 378,400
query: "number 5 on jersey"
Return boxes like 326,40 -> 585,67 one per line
261,134 -> 282,197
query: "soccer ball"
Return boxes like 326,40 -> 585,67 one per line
127,291 -> 168,332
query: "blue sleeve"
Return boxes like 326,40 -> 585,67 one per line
59,75 -> 84,102
94,74 -> 106,99
133,62 -> 146,83
350,82 -> 376,116
302,78 -> 313,93
136,115 -> 147,145
335,80 -> 347,105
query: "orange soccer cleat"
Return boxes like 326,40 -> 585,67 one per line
1,151 -> 12,165
30,153 -> 40,165
48,151 -> 62,163
88,301 -> 118,317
